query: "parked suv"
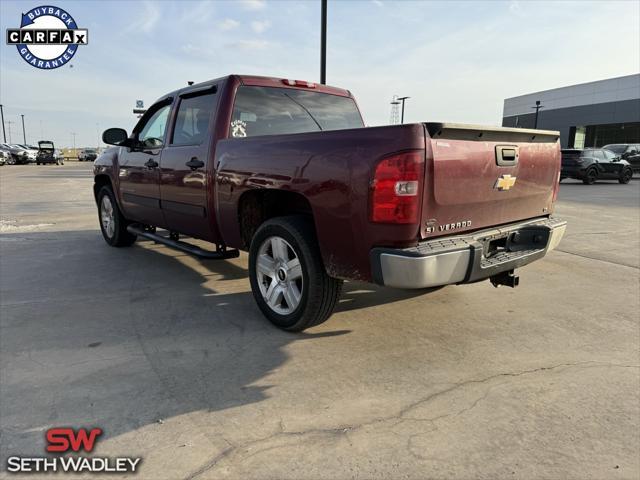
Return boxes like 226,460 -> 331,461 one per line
78,148 -> 98,162
603,144 -> 640,173
36,141 -> 63,165
561,148 -> 633,184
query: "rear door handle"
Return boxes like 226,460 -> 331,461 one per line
145,158 -> 158,169
186,157 -> 204,170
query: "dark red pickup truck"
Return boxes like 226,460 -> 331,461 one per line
94,74 -> 566,331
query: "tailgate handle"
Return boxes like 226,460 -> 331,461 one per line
496,145 -> 519,166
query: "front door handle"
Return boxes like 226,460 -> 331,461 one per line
186,157 -> 204,170
145,158 -> 158,169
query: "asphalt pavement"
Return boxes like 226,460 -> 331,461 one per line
1,163 -> 638,479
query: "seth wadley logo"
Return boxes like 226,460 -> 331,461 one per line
6,427 -> 142,474
5,5 -> 88,69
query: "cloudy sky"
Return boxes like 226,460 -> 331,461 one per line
0,0 -> 638,148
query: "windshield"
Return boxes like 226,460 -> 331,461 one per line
230,86 -> 364,138
85,149 -> 96,153
39,142 -> 54,149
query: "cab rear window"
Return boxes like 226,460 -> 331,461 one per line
230,86 -> 363,138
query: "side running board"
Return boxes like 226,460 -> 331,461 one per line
127,224 -> 239,260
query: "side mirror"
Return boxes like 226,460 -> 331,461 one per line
102,128 -> 129,146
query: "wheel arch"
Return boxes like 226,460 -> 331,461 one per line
237,189 -> 315,250
93,174 -> 115,205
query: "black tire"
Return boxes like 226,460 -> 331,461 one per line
619,168 -> 633,184
97,186 -> 137,247
248,216 -> 342,331
582,168 -> 597,185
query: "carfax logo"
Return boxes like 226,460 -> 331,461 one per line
5,5 -> 88,69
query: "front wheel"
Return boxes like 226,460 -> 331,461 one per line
249,216 -> 342,331
619,168 -> 633,184
97,186 -> 137,247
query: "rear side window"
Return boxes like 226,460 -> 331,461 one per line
581,150 -> 600,159
171,92 -> 216,146
230,86 -> 363,138
605,144 -> 626,154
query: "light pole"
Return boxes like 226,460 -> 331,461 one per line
532,100 -> 544,129
70,132 -> 77,155
397,96 -> 410,124
20,114 -> 26,144
0,104 -> 5,142
320,0 -> 327,84
5,121 -> 14,143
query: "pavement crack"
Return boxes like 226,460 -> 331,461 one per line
183,361 -> 638,478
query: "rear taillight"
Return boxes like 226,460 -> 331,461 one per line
370,151 -> 424,224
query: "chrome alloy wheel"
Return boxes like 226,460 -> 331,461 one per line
100,195 -> 115,239
256,236 -> 303,314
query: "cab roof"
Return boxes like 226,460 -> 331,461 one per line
160,74 -> 352,103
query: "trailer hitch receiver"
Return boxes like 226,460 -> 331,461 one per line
490,270 -> 519,288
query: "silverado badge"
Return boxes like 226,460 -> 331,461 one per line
495,174 -> 517,191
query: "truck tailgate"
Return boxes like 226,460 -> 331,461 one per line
421,123 -> 561,239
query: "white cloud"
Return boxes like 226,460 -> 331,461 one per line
125,1 -> 161,34
239,0 -> 266,11
219,18 -> 240,31
372,0 -> 383,6
250,20 -> 271,34
224,40 -> 269,50
179,0 -> 215,24
508,1 -> 524,17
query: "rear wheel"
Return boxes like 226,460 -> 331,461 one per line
97,186 -> 137,247
619,168 -> 633,184
249,216 -> 342,331
582,168 -> 597,185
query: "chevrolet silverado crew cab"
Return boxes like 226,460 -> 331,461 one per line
95,75 -> 566,331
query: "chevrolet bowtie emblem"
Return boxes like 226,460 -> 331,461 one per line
495,174 -> 517,191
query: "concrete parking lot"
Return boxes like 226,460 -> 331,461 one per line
1,163 -> 638,479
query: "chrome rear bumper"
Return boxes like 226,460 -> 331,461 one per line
371,217 -> 566,289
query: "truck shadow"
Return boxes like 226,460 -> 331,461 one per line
0,229 -> 436,464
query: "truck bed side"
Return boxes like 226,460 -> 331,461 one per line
214,124 -> 425,281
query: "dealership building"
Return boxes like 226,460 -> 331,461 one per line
502,74 -> 639,148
